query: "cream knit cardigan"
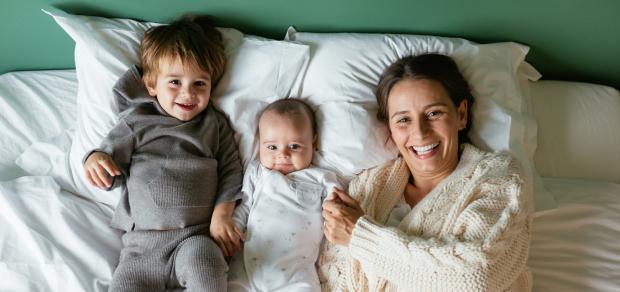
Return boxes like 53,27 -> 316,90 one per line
318,144 -> 533,291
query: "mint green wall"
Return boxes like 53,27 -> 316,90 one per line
2,0 -> 619,88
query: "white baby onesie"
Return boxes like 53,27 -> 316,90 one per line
228,161 -> 341,292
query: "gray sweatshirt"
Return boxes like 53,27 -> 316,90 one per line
88,66 -> 243,232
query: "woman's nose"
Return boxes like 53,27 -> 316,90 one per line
411,120 -> 429,138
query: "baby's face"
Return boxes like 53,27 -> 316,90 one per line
146,56 -> 212,121
258,111 -> 315,175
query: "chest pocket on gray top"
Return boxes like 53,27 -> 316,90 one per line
294,181 -> 324,211
147,156 -> 218,208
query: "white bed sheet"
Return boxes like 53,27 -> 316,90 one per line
531,178 -> 620,291
0,70 -> 77,181
0,176 -> 119,292
1,70 -> 619,291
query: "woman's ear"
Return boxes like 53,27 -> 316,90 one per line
457,100 -> 468,130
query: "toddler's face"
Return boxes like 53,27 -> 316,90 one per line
258,111 -> 316,175
146,56 -> 211,121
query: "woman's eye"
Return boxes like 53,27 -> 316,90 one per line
289,144 -> 300,150
266,145 -> 277,150
396,117 -> 409,124
427,111 -> 443,119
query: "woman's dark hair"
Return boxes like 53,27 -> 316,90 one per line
375,53 -> 474,145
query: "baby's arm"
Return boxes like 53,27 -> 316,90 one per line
322,170 -> 346,201
231,161 -> 259,231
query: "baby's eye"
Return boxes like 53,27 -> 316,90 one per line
288,144 -> 300,150
266,145 -> 277,151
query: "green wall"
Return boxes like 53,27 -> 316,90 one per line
2,0 -> 619,88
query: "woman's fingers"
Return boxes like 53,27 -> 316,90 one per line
333,188 -> 361,210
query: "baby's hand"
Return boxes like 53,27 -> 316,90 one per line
84,152 -> 121,189
210,216 -> 245,257
326,186 -> 343,203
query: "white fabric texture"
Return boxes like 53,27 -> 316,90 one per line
44,8 -> 310,207
0,70 -> 77,181
0,176 -> 121,292
229,161 -> 341,292
2,70 -> 620,292
530,178 -> 620,291
318,144 -> 533,291
531,80 -> 620,182
285,28 -> 556,212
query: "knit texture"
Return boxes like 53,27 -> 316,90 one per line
317,144 -> 533,291
110,224 -> 228,292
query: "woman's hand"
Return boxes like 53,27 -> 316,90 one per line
322,187 -> 365,246
84,152 -> 121,189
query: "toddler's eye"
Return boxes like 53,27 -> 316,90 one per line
169,80 -> 180,85
194,80 -> 207,86
289,144 -> 300,150
266,145 -> 277,150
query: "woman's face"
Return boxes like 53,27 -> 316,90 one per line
387,78 -> 468,181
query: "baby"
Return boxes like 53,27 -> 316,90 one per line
82,15 -> 243,291
222,99 -> 342,292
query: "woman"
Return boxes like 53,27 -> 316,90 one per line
319,53 -> 533,291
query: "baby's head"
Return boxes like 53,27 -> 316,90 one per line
258,99 -> 317,175
139,15 -> 226,121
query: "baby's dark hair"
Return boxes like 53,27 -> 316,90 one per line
140,14 -> 226,88
260,99 -> 317,135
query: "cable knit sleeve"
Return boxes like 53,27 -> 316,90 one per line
347,155 -> 533,291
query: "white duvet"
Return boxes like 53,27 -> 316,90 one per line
1,70 -> 619,291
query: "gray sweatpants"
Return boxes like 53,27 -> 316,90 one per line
110,224 -> 228,292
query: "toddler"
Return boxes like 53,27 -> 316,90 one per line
83,15 -> 243,291
222,99 -> 342,292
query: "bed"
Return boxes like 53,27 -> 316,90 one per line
1,8 -> 619,292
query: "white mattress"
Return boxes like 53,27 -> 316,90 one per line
1,70 -> 619,291
531,178 -> 620,291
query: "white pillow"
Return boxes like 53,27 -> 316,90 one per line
532,80 -> 620,182
44,8 -> 309,206
286,28 -> 556,212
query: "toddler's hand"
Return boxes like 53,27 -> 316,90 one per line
210,216 -> 245,257
84,152 -> 121,189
